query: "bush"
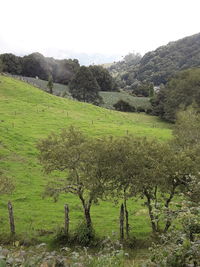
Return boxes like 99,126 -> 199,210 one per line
73,221 -> 95,246
113,100 -> 135,112
137,106 -> 146,113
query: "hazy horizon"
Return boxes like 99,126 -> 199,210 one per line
1,0 -> 200,65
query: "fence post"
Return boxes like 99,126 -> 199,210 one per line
8,201 -> 15,235
64,204 -> 69,235
119,203 -> 124,240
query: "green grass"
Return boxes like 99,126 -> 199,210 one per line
12,75 -> 71,98
12,75 -> 150,111
0,75 -> 171,243
99,91 -> 151,110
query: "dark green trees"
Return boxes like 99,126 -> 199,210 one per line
113,100 -> 135,112
0,53 -> 22,74
89,65 -> 118,91
69,66 -> 102,105
152,68 -> 200,121
47,75 -> 54,94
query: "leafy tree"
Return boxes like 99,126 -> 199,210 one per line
0,58 -> 3,73
152,68 -> 200,121
37,127 -> 111,234
22,53 -> 50,80
173,107 -> 200,149
89,65 -> 118,91
69,66 -> 102,105
0,53 -> 22,74
52,58 -> 80,85
47,75 -> 53,94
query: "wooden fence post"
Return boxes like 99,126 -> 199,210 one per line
8,201 -> 15,235
119,203 -> 124,240
64,204 -> 69,235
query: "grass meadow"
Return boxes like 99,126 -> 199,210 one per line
0,75 -> 171,244
12,75 -> 151,111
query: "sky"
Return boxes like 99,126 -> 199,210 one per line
0,0 -> 200,64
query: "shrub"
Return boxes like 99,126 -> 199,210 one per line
113,100 -> 135,112
73,221 -> 95,246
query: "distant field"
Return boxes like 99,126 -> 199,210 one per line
100,91 -> 151,110
12,75 -> 150,111
12,75 -> 72,98
0,75 -> 171,244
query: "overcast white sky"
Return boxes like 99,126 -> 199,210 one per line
0,0 -> 200,63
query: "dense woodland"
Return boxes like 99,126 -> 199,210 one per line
109,32 -> 200,87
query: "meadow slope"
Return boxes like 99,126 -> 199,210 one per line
0,75 -> 171,242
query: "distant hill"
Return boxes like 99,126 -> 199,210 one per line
109,33 -> 200,86
11,75 -> 150,111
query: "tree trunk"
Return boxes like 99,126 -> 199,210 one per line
64,204 -> 69,236
84,206 -> 92,228
164,184 -> 176,233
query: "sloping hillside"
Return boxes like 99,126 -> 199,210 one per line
0,76 -> 171,241
110,32 -> 200,86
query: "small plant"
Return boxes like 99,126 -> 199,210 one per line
73,221 -> 95,246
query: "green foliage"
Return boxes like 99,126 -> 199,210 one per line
73,221 -> 95,245
0,58 -> 3,73
0,52 -> 80,85
152,68 -> 200,121
131,82 -> 154,97
47,74 -> 53,94
113,100 -> 135,112
173,107 -> 200,149
109,33 -> 200,90
22,53 -> 50,80
89,65 -> 118,91
69,66 -> 102,105
100,91 -> 151,110
0,53 -> 22,75
0,75 -> 171,243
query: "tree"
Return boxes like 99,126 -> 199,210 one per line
22,53 -> 50,80
152,68 -> 200,122
69,66 -> 102,105
113,100 -> 135,112
0,58 -> 3,73
89,65 -> 118,91
108,136 -> 198,234
173,107 -> 200,149
47,75 -> 53,94
37,127 -> 111,234
0,53 -> 22,74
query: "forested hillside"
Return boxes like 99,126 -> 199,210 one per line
110,32 -> 200,87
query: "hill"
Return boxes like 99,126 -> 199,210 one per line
109,32 -> 200,86
0,75 -> 171,242
11,75 -> 151,111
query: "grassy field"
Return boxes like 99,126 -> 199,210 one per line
12,75 -> 72,98
0,75 -> 171,244
11,75 -> 150,111
100,91 -> 151,110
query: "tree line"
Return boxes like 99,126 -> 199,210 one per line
151,68 -> 200,122
37,107 -> 200,241
0,53 -> 119,105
